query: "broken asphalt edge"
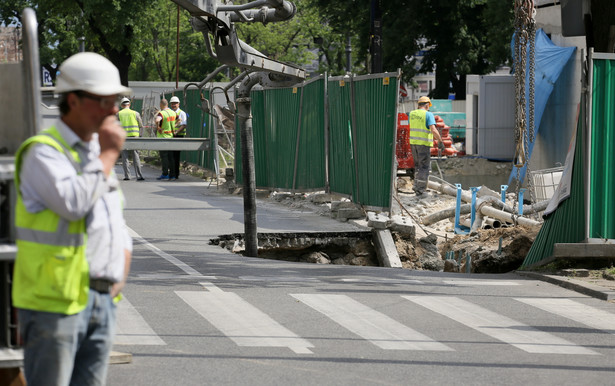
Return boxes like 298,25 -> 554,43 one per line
515,271 -> 615,301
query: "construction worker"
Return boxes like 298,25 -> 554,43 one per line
155,98 -> 177,180
118,97 -> 145,181
409,96 -> 445,196
13,52 -> 132,385
169,95 -> 187,181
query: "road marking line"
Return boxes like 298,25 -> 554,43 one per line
443,280 -> 521,286
292,294 -> 452,351
403,296 -> 599,355
135,273 -> 216,280
515,298 -> 615,334
114,296 -> 166,346
128,226 -> 206,277
199,281 -> 224,293
239,276 -> 320,282
176,289 -> 314,354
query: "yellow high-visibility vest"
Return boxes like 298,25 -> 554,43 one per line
174,108 -> 186,136
119,108 -> 140,137
408,109 -> 433,147
157,108 -> 176,138
13,126 -> 89,315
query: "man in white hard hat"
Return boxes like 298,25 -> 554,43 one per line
154,98 -> 177,180
13,52 -> 132,386
169,95 -> 187,181
118,97 -> 145,181
408,96 -> 444,196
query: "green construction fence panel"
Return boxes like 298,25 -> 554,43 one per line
589,55 -> 615,239
131,98 -> 143,116
328,73 -> 399,209
252,88 -> 271,188
294,77 -> 326,190
235,77 -> 327,191
521,96 -> 586,267
351,73 -> 399,209
235,72 -> 397,210
261,87 -> 301,190
327,76 -> 355,199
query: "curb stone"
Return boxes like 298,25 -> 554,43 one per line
516,271 -> 615,301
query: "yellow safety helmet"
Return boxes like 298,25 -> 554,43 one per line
418,96 -> 432,107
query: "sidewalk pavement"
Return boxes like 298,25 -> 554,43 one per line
516,271 -> 615,301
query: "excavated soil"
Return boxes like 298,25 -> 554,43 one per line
198,157 -> 542,273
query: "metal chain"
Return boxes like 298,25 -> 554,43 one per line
512,0 -> 535,220
525,15 -> 540,219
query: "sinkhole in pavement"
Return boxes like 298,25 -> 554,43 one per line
210,231 -> 380,266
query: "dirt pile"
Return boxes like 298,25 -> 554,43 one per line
439,226 -> 540,273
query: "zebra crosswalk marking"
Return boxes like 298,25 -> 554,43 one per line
515,298 -> 615,334
292,294 -> 452,351
403,296 -> 599,355
176,283 -> 314,354
114,297 -> 166,346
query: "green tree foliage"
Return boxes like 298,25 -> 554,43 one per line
304,0 -> 369,74
0,0 -> 159,85
129,3 -> 219,83
234,0 -> 352,77
313,0 -> 514,99
0,0 -> 221,85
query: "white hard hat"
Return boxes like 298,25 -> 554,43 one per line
121,97 -> 130,104
55,52 -> 132,96
169,96 -> 180,103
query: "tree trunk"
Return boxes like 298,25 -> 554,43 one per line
451,73 -> 466,100
107,49 -> 132,87
433,56 -> 450,99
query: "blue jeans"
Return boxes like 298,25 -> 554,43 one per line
18,289 -> 117,386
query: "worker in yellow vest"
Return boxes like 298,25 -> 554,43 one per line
118,97 -> 145,180
169,95 -> 187,181
13,52 -> 132,385
409,96 -> 445,196
155,98 -> 178,180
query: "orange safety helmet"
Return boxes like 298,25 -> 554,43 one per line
418,96 -> 432,107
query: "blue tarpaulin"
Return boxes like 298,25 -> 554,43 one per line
508,29 -> 576,185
